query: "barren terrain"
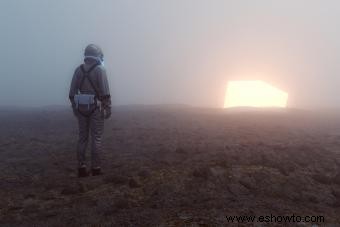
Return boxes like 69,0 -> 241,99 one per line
1,106 -> 340,226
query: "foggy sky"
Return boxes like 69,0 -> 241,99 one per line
1,0 -> 340,108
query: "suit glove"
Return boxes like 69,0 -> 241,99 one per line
72,105 -> 79,117
103,107 -> 111,119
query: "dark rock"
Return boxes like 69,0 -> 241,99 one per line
61,187 -> 78,195
42,210 -> 58,218
331,188 -> 340,198
228,183 -> 250,195
77,182 -> 87,193
24,193 -> 36,199
301,193 -> 319,203
115,197 -> 130,209
129,178 -> 141,188
277,162 -> 295,176
253,171 -> 268,183
138,169 -> 151,178
332,173 -> 340,185
60,183 -> 86,195
192,166 -> 210,179
103,175 -> 129,185
312,173 -> 333,185
8,205 -> 23,211
332,198 -> 340,207
238,177 -> 256,190
22,204 -> 40,214
175,147 -> 186,154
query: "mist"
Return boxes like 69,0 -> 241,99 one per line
1,0 -> 340,109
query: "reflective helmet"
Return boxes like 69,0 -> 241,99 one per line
84,44 -> 104,61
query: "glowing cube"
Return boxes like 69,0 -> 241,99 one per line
224,81 -> 288,108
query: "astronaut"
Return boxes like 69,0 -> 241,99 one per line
69,44 -> 111,177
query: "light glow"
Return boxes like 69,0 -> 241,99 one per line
224,81 -> 288,108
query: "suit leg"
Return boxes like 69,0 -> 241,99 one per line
77,114 -> 90,167
90,109 -> 104,168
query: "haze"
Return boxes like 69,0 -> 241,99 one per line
1,0 -> 340,109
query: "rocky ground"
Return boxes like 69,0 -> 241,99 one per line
0,105 -> 340,226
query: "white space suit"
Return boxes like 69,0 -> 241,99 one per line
69,44 -> 111,176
